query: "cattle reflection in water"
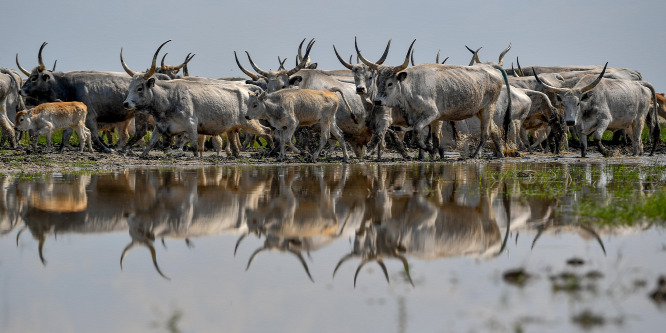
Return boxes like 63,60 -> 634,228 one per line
1,163 -> 625,282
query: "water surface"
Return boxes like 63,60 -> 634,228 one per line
1,163 -> 665,332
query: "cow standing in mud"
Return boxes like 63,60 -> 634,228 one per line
534,64 -> 660,157
121,41 -> 273,158
356,40 -> 512,158
245,87 -> 356,162
14,101 -> 93,152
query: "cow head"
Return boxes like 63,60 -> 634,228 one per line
245,90 -> 269,121
533,63 -> 607,126
355,39 -> 415,107
17,42 -> 59,102
235,39 -> 315,93
333,38 -> 392,98
121,40 -> 171,110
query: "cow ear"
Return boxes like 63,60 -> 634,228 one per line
289,76 -> 303,86
581,92 -> 591,101
42,74 -> 50,81
258,90 -> 267,100
396,72 -> 408,82
308,63 -> 318,69
147,78 -> 156,88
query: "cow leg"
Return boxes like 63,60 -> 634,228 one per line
388,129 -> 410,159
575,125 -> 588,157
630,117 -> 645,156
592,119 -> 610,157
86,118 -> 110,153
330,123 -> 350,163
0,114 -> 16,148
141,125 -> 163,158
312,123 -> 331,163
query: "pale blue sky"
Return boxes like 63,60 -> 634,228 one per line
3,0 -> 665,88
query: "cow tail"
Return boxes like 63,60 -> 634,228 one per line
330,87 -> 358,124
641,82 -> 660,155
492,64 -> 512,142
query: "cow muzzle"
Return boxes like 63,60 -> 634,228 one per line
245,116 -> 251,120
373,100 -> 382,106
566,120 -> 575,126
356,87 -> 366,95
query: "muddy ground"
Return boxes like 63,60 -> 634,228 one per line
2,139 -> 666,174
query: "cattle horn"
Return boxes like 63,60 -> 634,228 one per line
511,63 -> 519,77
410,49 -> 416,66
234,233 -> 247,256
333,253 -> 354,277
16,54 -> 31,76
353,259 -> 369,288
120,48 -> 138,77
288,249 -> 314,282
516,57 -> 525,76
245,51 -> 270,78
120,241 -> 171,280
172,53 -> 195,71
580,62 -> 608,93
465,45 -> 482,66
160,53 -> 169,70
37,42 -> 47,71
333,45 -> 353,70
355,37 -> 379,70
234,51 -> 259,80
51,60 -> 57,72
287,38 -> 314,76
391,39 -> 415,73
375,39 -> 392,65
278,56 -> 287,71
245,246 -> 267,270
533,68 -> 566,94
498,42 -> 511,66
376,259 -> 390,283
144,40 -> 171,79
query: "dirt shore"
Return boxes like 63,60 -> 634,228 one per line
2,143 -> 666,174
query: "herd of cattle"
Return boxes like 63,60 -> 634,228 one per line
0,38 -> 664,161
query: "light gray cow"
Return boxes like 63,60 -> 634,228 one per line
357,40 -> 512,158
0,69 -> 24,147
245,87 -> 355,162
534,63 -> 660,157
121,41 -> 273,158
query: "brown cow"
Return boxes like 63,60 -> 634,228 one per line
15,101 -> 93,152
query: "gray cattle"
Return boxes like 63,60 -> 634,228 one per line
245,87 -> 355,162
357,40 -> 512,158
16,42 -> 137,153
0,69 -> 24,147
534,64 -> 660,157
238,44 -> 371,158
121,41 -> 273,158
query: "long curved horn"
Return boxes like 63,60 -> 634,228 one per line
353,259 -> 369,288
375,39 -> 392,65
288,249 -> 314,282
395,252 -> 414,287
580,62 -> 608,93
278,56 -> 287,70
147,242 -> 170,280
297,38 -> 306,62
436,50 -> 441,64
120,48 -> 138,77
466,46 -> 482,66
376,259 -> 389,283
533,68 -> 566,94
530,227 -> 545,250
51,60 -> 57,71
498,43 -> 511,66
245,51 -> 269,77
516,57 -> 525,76
16,226 -> 27,246
144,40 -> 171,79
120,242 -> 137,270
234,233 -> 247,256
511,63 -> 519,77
333,253 -> 355,277
579,225 -> 607,255
161,53 -> 168,70
168,53 -> 195,71
16,54 -> 31,76
355,37 -> 379,70
391,39 -> 415,73
38,235 -> 47,266
38,42 -> 47,71
246,246 -> 267,270
234,51 -> 259,80
441,56 -> 449,64
333,45 -> 353,70
410,49 -> 416,66
287,39 -> 314,76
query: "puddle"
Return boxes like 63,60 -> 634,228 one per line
1,162 -> 665,332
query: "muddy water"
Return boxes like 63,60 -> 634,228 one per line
1,163 -> 665,332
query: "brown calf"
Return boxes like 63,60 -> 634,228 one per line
15,101 -> 93,152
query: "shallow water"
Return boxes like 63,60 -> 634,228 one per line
1,162 -> 665,332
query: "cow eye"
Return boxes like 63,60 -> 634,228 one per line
253,104 -> 258,108
137,87 -> 143,92
31,76 -> 37,82
387,82 -> 393,87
